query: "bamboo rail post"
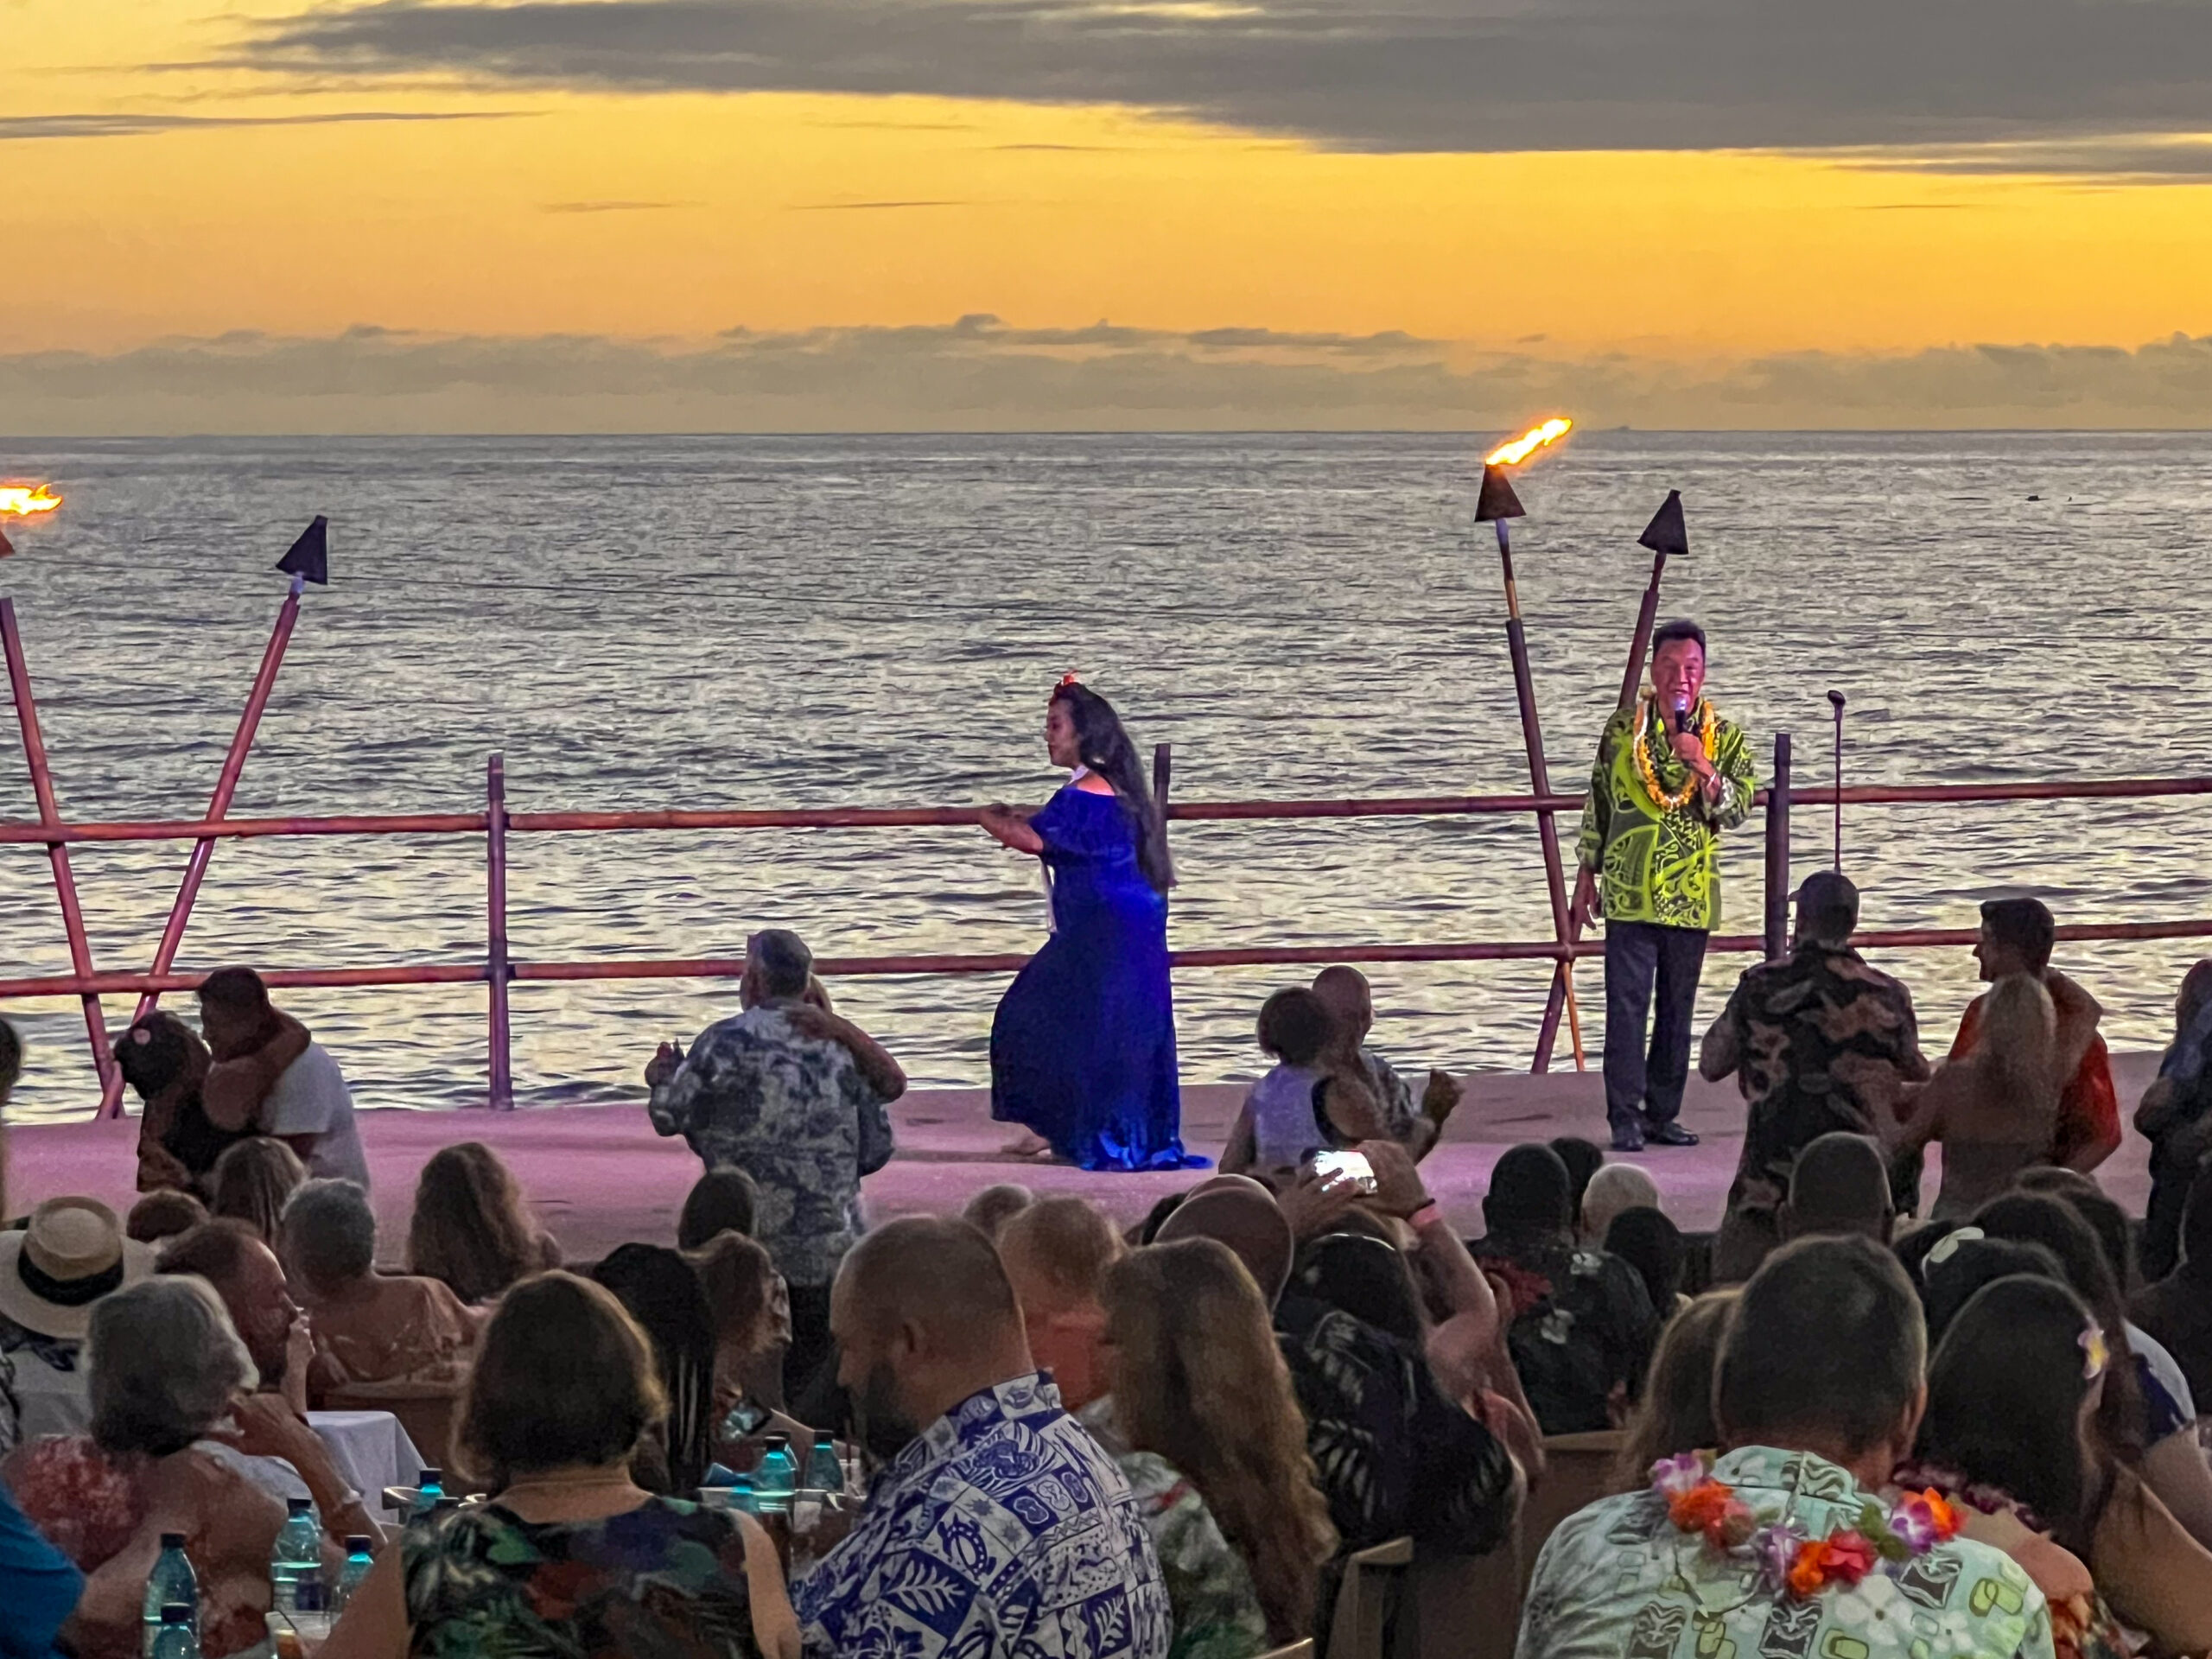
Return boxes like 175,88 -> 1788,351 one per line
97,573 -> 306,1117
0,598 -> 116,1096
486,753 -> 513,1109
1764,732 -> 1792,961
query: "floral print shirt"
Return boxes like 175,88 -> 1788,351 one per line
648,1002 -> 895,1287
794,1374 -> 1172,1659
401,1497 -> 760,1659
1519,1446 -> 2054,1659
1577,698 -> 1757,931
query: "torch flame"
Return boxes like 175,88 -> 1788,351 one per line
0,485 -> 62,518
1484,417 -> 1573,467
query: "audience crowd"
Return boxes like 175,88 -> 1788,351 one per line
0,898 -> 2209,1659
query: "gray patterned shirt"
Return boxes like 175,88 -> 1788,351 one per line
648,1002 -> 895,1286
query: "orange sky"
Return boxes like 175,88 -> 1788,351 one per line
5,0 -> 2211,425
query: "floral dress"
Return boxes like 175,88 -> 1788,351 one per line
401,1497 -> 760,1659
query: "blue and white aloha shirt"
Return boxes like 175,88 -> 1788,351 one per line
647,1001 -> 895,1287
795,1374 -> 1173,1659
1518,1446 -> 2054,1659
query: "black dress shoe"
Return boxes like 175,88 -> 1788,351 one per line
1644,1122 -> 1700,1147
1611,1123 -> 1646,1153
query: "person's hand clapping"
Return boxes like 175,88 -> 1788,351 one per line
645,1042 -> 683,1089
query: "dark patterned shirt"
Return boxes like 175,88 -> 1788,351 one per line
1518,1447 -> 2052,1659
795,1374 -> 1172,1659
648,1003 -> 895,1287
1576,698 -> 1756,931
1474,1233 -> 1659,1436
1706,942 -> 1928,1229
402,1497 -> 759,1659
1272,1296 -> 1517,1558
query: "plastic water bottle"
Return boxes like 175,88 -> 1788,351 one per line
150,1605 -> 200,1659
413,1469 -> 445,1520
754,1433 -> 797,1515
806,1440 -> 843,1496
143,1535 -> 198,1656
268,1497 -> 321,1618
334,1536 -> 375,1611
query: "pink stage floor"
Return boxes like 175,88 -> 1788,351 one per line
7,1057 -> 2159,1264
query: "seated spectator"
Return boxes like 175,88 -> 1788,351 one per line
1520,1236 -> 2048,1657
1548,1136 -> 1606,1235
1947,897 -> 2120,1173
959,1182 -> 1034,1240
194,969 -> 370,1187
998,1197 -> 1124,1413
319,1272 -> 799,1659
1778,1130 -> 1895,1246
1221,989 -> 1383,1180
796,1217 -> 1172,1659
2133,958 -> 2212,1280
1611,1288 -> 1737,1490
0,1198 -> 153,1452
207,1135 -> 307,1245
278,1179 -> 476,1394
1895,975 -> 2060,1220
156,1220 -> 378,1542
1604,1206 -> 1688,1318
1154,1183 -> 1295,1307
1271,1154 -> 1522,1559
1312,966 -> 1459,1157
590,1244 -> 718,1497
5,1276 -> 301,1659
1917,1234 -> 2066,1346
1907,1273 -> 2212,1658
1095,1238 -> 1336,1658
2132,1160 -> 2212,1407
1579,1161 -> 1659,1247
125,1188 -> 207,1245
113,1011 -> 250,1198
1475,1143 -> 1659,1433
0,1470 -> 78,1659
1701,872 -> 1927,1278
645,927 -> 904,1402
1972,1192 -> 2212,1554
689,1231 -> 795,1427
678,1165 -> 760,1251
406,1141 -> 563,1306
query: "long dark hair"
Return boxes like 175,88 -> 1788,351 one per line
1052,683 -> 1173,893
1922,1274 -> 2109,1552
590,1244 -> 716,1495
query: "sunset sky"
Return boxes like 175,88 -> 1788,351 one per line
7,0 -> 2212,429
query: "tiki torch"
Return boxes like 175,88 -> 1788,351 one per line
96,516 -> 327,1116
1535,488 -> 1689,1071
1475,419 -> 1585,1072
0,484 -> 62,560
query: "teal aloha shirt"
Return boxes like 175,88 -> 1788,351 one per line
1518,1446 -> 2055,1659
1576,697 -> 1757,931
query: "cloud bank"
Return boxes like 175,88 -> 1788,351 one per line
6,319 -> 2212,434
237,0 -> 2212,162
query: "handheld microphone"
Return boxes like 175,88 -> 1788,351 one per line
1671,692 -> 1693,736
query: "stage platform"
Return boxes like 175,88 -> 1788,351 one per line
6,1056 -> 2159,1264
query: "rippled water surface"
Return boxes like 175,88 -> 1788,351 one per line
2,431 -> 2209,1124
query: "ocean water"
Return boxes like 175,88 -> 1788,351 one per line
1,430 -> 2209,1126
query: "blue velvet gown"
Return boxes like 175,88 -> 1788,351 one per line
989,785 -> 1202,1171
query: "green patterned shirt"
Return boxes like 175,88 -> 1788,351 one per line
1577,698 -> 1757,931
1519,1446 -> 2054,1659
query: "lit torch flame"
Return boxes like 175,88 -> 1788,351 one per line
1484,417 -> 1573,467
0,485 -> 62,518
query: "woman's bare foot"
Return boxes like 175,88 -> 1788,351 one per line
1001,1128 -> 1053,1158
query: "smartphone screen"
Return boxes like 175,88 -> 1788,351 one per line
1312,1148 -> 1377,1194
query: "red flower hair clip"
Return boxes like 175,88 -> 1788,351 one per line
1057,673 -> 1081,689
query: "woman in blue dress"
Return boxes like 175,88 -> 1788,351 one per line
982,679 -> 1200,1171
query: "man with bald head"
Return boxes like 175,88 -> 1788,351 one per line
796,1217 -> 1170,1659
997,1197 -> 1124,1414
1311,964 -> 1459,1158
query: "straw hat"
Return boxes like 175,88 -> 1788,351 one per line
0,1197 -> 155,1341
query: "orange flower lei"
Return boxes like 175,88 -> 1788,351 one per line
1633,691 -> 1717,812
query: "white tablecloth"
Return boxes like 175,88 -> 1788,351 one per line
308,1409 -> 424,1521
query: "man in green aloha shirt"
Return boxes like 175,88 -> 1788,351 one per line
1520,1236 -> 2054,1659
1573,620 -> 1757,1153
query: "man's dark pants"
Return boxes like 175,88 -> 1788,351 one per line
1604,920 -> 1710,1135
